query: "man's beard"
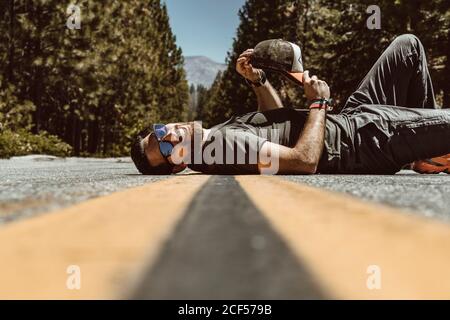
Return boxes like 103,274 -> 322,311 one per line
171,121 -> 204,166
189,121 -> 204,165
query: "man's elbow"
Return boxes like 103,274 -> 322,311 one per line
288,150 -> 318,174
301,161 -> 318,174
294,150 -> 319,174
262,145 -> 319,175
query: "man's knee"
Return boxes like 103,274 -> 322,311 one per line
393,33 -> 422,51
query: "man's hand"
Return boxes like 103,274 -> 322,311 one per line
237,49 -> 284,111
303,71 -> 330,101
236,49 -> 262,83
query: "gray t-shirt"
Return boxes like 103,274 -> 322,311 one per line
189,108 -> 350,174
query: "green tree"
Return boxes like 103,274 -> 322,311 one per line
194,84 -> 211,126
0,0 -> 189,157
201,0 -> 449,127
295,0 -> 450,109
201,0 -> 300,126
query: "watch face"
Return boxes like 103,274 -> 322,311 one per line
250,71 -> 266,87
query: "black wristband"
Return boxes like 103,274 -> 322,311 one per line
245,70 -> 267,87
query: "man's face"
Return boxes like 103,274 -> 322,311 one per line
143,122 -> 197,173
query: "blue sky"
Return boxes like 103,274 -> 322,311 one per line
164,0 -> 245,63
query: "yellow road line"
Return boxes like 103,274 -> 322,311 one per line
0,175 -> 209,299
236,175 -> 450,299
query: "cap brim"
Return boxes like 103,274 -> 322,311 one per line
256,67 -> 304,87
285,72 -> 304,86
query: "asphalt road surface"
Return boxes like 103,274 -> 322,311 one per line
0,156 -> 449,224
0,155 -> 166,224
1,156 -> 450,299
283,173 -> 450,222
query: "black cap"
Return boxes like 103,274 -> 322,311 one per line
251,39 -> 304,86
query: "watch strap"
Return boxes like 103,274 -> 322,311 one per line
245,70 -> 267,87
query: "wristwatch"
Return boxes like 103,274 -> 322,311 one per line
245,70 -> 267,87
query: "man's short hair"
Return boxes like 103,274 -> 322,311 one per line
130,127 -> 174,175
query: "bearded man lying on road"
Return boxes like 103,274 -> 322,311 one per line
131,34 -> 450,175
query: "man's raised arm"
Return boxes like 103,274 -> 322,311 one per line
236,49 -> 284,111
259,71 -> 330,174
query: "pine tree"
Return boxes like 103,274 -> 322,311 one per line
201,0 -> 300,126
0,0 -> 189,157
295,0 -> 450,109
200,0 -> 449,128
194,84 -> 211,126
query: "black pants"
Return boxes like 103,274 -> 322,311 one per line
325,34 -> 450,174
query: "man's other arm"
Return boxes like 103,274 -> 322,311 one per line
258,71 -> 329,174
252,80 -> 284,111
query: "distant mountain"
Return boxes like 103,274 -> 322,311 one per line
184,56 -> 226,88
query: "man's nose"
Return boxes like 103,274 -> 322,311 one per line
162,130 -> 183,144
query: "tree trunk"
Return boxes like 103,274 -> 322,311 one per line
31,3 -> 43,133
443,55 -> 450,108
7,0 -> 15,82
88,120 -> 99,154
73,117 -> 81,156
443,26 -> 450,109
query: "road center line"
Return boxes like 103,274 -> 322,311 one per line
236,175 -> 450,299
0,174 -> 209,299
132,175 -> 325,299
